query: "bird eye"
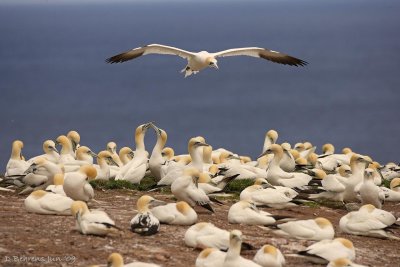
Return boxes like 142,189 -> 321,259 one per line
209,62 -> 214,65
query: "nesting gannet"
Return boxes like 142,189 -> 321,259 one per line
196,247 -> 225,267
308,169 -> 349,202
185,222 -> 248,251
27,140 -> 60,164
228,200 -> 280,225
119,147 -> 135,165
253,245 -> 285,267
94,151 -> 118,180
149,124 -> 168,180
223,230 -> 261,267
380,178 -> 400,201
151,201 -> 198,225
5,140 -> 30,177
71,201 -> 120,236
130,195 -> 164,235
197,172 -> 230,194
317,144 -> 352,172
45,173 -> 66,195
260,144 -> 312,188
171,168 -> 215,212
56,135 -> 76,163
106,44 -> 307,77
24,189 -> 73,215
358,168 -> 385,208
63,165 -> 96,201
107,252 -> 161,267
289,238 -> 355,264
67,130 -> 80,153
116,123 -> 151,183
327,258 -> 367,267
264,217 -> 334,240
107,141 -> 123,167
339,204 -> 399,239
23,157 -> 63,189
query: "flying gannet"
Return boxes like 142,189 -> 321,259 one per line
106,44 -> 307,77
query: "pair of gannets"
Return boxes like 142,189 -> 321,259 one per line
24,189 -> 73,215
261,217 -> 335,241
63,165 -> 97,201
130,195 -> 164,235
106,44 -> 307,77
339,204 -> 399,240
71,201 -> 120,236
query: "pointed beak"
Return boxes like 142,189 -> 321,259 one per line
90,151 -> 98,158
109,158 -> 119,166
151,199 -> 167,208
212,63 -> 219,69
257,151 -> 268,159
196,142 -> 209,147
50,147 -> 59,153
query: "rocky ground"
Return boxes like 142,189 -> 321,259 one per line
0,188 -> 400,267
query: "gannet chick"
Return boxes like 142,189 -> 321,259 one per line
45,173 -> 66,195
196,248 -> 225,267
106,44 -> 307,78
265,217 -> 334,240
107,252 -> 161,267
130,195 -> 164,236
119,147 -> 135,165
67,130 -> 80,153
185,222 -> 253,251
327,258 -> 367,267
289,238 -> 355,264
151,201 -> 197,225
171,167 -> 215,212
56,135 -> 76,163
24,189 -> 73,215
339,204 -> 399,239
5,140 -> 30,177
253,245 -> 285,267
71,201 -> 120,236
380,178 -> 400,201
27,140 -> 60,164
63,165 -> 96,201
149,124 -> 168,180
107,141 -> 123,167
223,230 -> 261,267
358,168 -> 385,208
228,200 -> 278,225
95,151 -> 118,180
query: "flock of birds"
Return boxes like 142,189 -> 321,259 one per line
2,122 -> 400,267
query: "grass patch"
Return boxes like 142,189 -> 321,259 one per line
90,176 -> 157,191
224,179 -> 254,192
301,201 -> 320,208
381,179 -> 391,188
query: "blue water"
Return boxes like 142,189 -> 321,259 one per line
1,0 -> 399,168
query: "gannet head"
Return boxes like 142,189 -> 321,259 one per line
137,195 -> 165,212
266,130 -> 278,143
198,248 -> 218,260
240,156 -> 252,164
176,201 -> 192,215
107,252 -> 124,267
56,135 -> 72,152
294,143 -> 305,152
359,204 -> 375,213
342,147 -> 353,154
97,151 -> 118,166
135,123 -> 152,143
304,142 -> 313,150
350,154 -> 371,168
43,140 -> 58,154
119,147 -> 134,160
76,146 -> 97,160
53,173 -> 64,185
162,147 -> 174,160
67,130 -> 80,152
79,165 -> 97,180
198,172 -> 211,183
290,149 -> 300,159
295,157 -> 307,165
229,230 -> 243,247
30,190 -> 47,199
364,168 -> 374,179
71,200 -> 89,217
281,142 -> 291,151
329,258 -> 354,267
203,145 -> 213,163
308,153 -> 318,165
188,137 -> 209,153
209,164 -> 219,176
390,178 -> 400,189
258,144 -> 283,158
311,169 -> 327,179
106,142 -> 117,154
338,165 -> 352,177
322,143 -> 335,154
206,57 -> 218,69
263,245 -> 278,256
335,238 -> 354,249
11,140 -> 24,160
314,217 -> 332,229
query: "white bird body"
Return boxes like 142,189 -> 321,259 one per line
270,217 -> 334,240
196,248 -> 225,267
240,184 -> 297,209
358,168 -> 385,208
253,245 -> 285,267
342,155 -> 370,202
380,178 -> 400,201
106,44 -> 307,77
23,158 -> 63,188
5,140 -> 30,177
151,201 -> 198,225
228,200 -> 276,225
223,230 -> 261,267
63,165 -> 96,202
24,190 -> 73,215
309,173 -> 347,202
149,125 -> 167,181
185,222 -> 230,250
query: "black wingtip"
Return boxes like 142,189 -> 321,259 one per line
201,203 -> 214,213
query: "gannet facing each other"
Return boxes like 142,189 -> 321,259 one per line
24,189 -> 73,215
106,44 -> 307,77
71,201 -> 120,236
151,201 -> 198,225
253,245 -> 285,267
130,195 -> 165,236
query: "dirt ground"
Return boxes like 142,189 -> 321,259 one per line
1,189 -> 400,267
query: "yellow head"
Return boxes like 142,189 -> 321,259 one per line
266,130 -> 278,143
322,143 -> 334,154
11,140 -> 24,159
330,258 -> 352,267
390,178 -> 400,190
107,252 -> 124,267
205,57 -> 218,69
294,143 -> 305,152
43,140 -> 58,154
360,204 -> 375,213
313,169 -> 327,179
162,147 -> 174,160
338,165 -> 351,177
304,142 -> 313,150
290,149 -> 300,159
263,245 -> 278,256
107,142 -> 117,153
203,145 -> 213,163
188,137 -> 209,153
176,201 -> 192,215
281,142 -> 291,151
198,248 -> 217,259
295,157 -> 307,165
240,156 -> 252,164
76,146 -> 95,160
79,165 -> 97,180
184,167 -> 200,177
56,135 -> 71,151
53,173 -> 64,185
209,164 -> 219,176
198,173 -> 211,183
67,130 -> 80,143
335,238 -> 354,249
315,217 -> 332,228
30,190 -> 47,199
136,195 -> 155,212
342,147 -> 353,154
70,201 -> 89,217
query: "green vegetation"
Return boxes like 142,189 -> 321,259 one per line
89,176 -> 171,192
224,179 -> 254,192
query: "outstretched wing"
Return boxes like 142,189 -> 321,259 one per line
106,44 -> 195,63
213,47 -> 307,66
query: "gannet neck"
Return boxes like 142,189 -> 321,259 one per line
134,125 -> 148,152
226,230 -> 242,260
203,145 -> 213,164
11,140 -> 23,160
57,135 -> 73,155
137,195 -> 152,212
152,129 -> 167,154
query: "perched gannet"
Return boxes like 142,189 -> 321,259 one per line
253,245 -> 285,267
223,230 -> 261,267
24,189 -> 73,215
240,179 -> 298,209
67,130 -> 80,153
45,173 -> 66,195
106,44 -> 307,77
63,165 -> 96,201
185,222 -> 249,251
342,155 -> 371,202
196,247 -> 225,267
151,201 -> 198,225
327,258 -> 367,267
75,146 -> 97,164
149,124 -> 168,180
107,252 -> 161,267
228,200 -> 278,225
264,217 -> 334,240
280,142 -> 296,172
107,141 -> 123,167
380,178 -> 400,201
71,201 -> 120,236
261,144 -> 312,188
262,130 -> 278,153
358,168 -> 385,208
130,195 -> 164,235
95,151 -> 118,180
27,140 -> 60,164
289,238 -> 355,264
56,135 -> 76,163
187,137 -> 210,172
116,123 -> 151,183
119,147 -> 135,165
308,169 -> 348,202
339,204 -> 399,239
5,140 -> 30,177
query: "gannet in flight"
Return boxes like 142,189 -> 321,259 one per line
106,44 -> 307,77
